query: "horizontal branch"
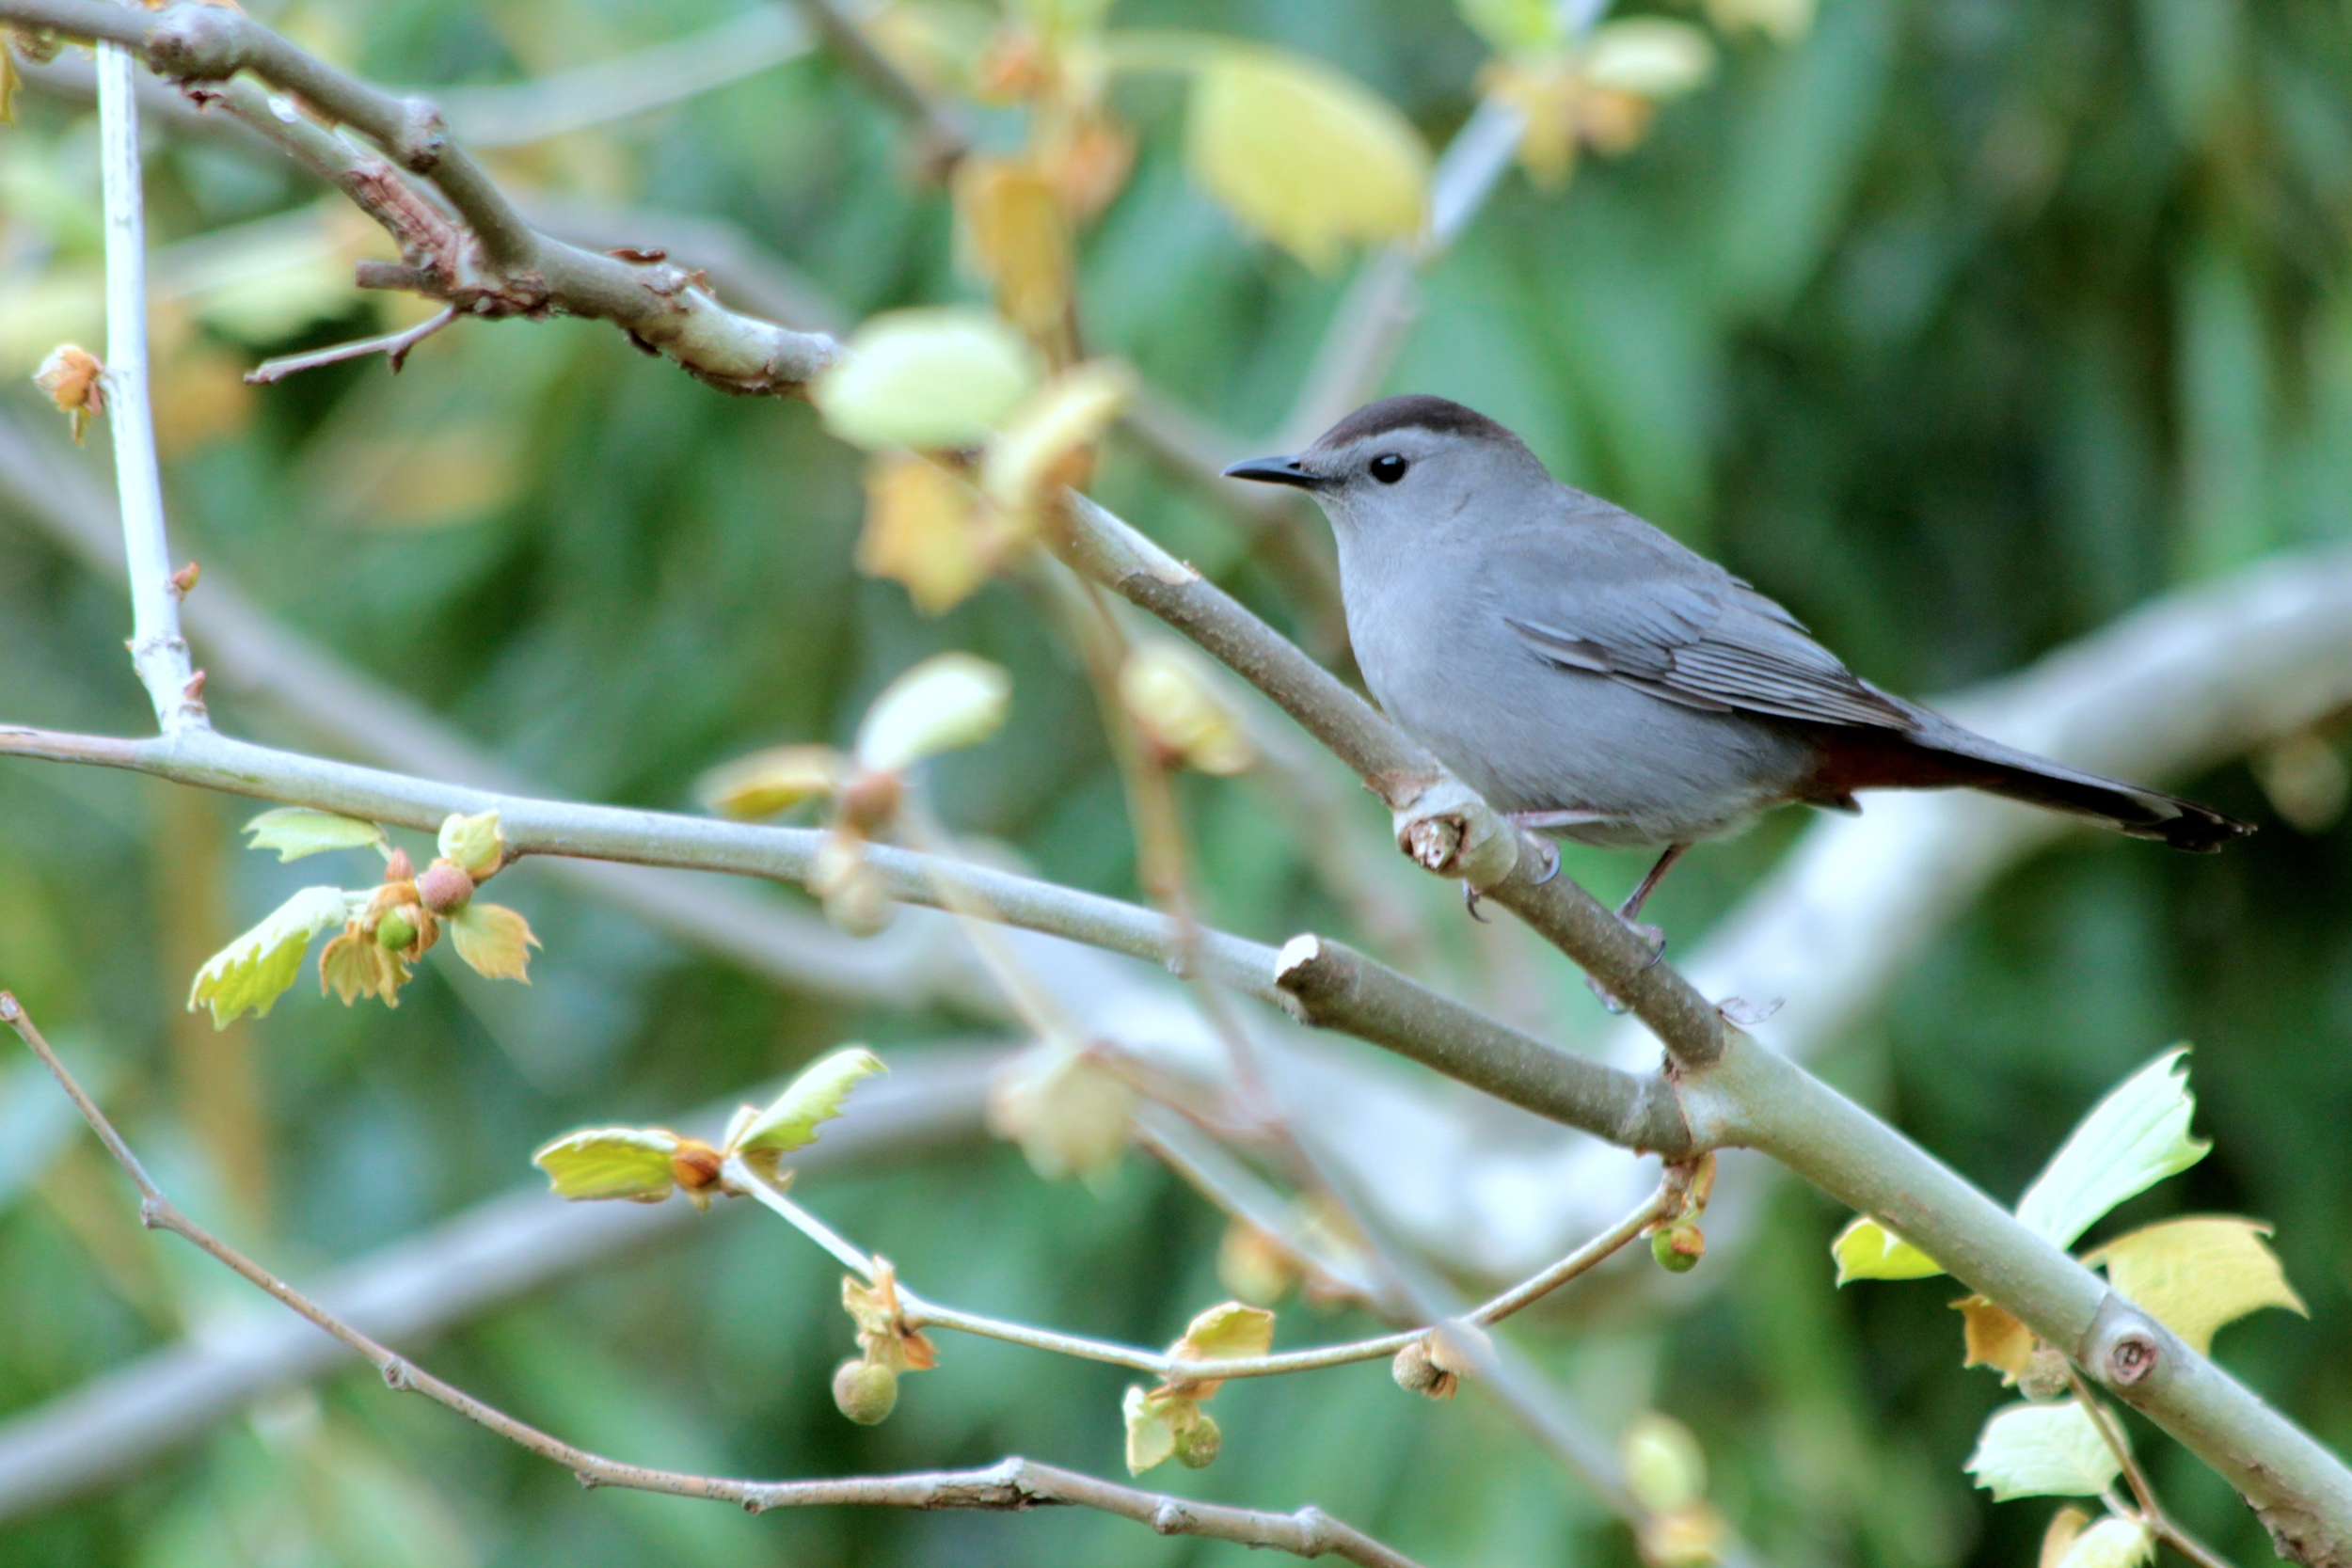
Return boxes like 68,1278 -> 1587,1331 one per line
0,721 -> 1686,1157
0,994 -> 1416,1568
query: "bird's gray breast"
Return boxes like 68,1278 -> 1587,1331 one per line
1334,516 -> 1817,847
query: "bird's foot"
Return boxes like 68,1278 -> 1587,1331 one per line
1462,882 -> 1489,923
1525,837 -> 1560,885
1584,915 -> 1666,1015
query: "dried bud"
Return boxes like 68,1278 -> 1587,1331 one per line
1173,1410 -> 1221,1469
169,562 -> 200,598
832,1357 -> 899,1425
1651,1220 -> 1705,1273
10,27 -> 64,66
1391,1338 -> 1457,1400
2018,1345 -> 2073,1402
417,858 -> 475,915
383,847 -> 416,883
835,768 -> 905,835
32,344 -> 104,442
669,1139 -> 725,1196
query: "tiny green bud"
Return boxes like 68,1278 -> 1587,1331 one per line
376,911 -> 418,953
1652,1220 -> 1704,1273
833,1357 -> 899,1425
1173,1410 -> 1221,1469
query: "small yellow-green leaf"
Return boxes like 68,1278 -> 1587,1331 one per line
1955,1294 -> 2038,1382
987,1044 -> 1136,1181
728,1046 -> 887,1156
241,807 -> 385,863
1706,0 -> 1817,42
856,454 -> 997,615
1122,1384 -> 1181,1475
700,743 -> 848,819
1621,1412 -> 1708,1513
1120,643 -> 1254,774
1455,0 -> 1562,55
532,1127 -> 680,1203
436,810 -> 505,881
1177,1301 -> 1275,1362
1831,1215 -> 1944,1282
1185,45 -> 1430,270
2056,1517 -> 2156,1568
1963,1403 -> 2122,1502
2083,1216 -> 2308,1355
2040,1507 -> 2092,1568
2015,1049 -> 2208,1249
980,359 -> 1135,514
447,902 -> 538,982
814,307 -> 1040,451
187,885 -> 355,1027
855,652 -> 1011,773
1583,19 -> 1715,98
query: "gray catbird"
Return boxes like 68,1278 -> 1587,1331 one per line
1226,394 -> 2251,935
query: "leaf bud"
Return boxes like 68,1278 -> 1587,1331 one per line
1173,1410 -> 1221,1469
417,858 -> 475,914
376,911 -> 417,953
1651,1219 -> 1705,1273
383,847 -> 415,883
833,1357 -> 899,1425
1391,1338 -> 1456,1400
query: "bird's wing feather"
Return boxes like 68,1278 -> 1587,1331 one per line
1491,514 -> 1910,730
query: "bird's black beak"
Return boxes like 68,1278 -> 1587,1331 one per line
1222,453 -> 1324,491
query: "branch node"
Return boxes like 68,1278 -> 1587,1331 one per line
146,3 -> 244,83
381,1355 -> 415,1391
136,1196 -> 166,1229
1391,778 -> 1518,887
391,96 -> 446,172
1150,1498 -> 1190,1535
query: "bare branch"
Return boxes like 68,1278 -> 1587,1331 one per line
244,305 -> 458,384
0,994 -> 1416,1568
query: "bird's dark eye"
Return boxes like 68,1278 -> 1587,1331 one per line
1369,452 -> 1409,484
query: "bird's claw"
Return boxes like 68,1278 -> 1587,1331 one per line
1527,838 -> 1560,885
1462,881 -> 1489,922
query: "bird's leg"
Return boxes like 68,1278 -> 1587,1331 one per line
1584,843 -> 1688,1016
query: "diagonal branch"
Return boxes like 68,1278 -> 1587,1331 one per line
0,993 -> 1418,1568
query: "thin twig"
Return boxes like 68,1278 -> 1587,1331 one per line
245,306 -> 459,385
2068,1369 -> 2240,1568
0,991 -> 1417,1568
94,37 -> 202,735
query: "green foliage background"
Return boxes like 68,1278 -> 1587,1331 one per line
3,0 -> 2350,1561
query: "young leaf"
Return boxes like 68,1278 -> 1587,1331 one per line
854,652 -> 1012,773
2014,1049 -> 2209,1249
980,360 -> 1135,515
2082,1216 -> 2308,1354
1955,1295 -> 2038,1382
436,810 -> 505,881
988,1044 -> 1136,1180
813,308 -> 1040,451
1963,1403 -> 2122,1501
242,807 -> 386,863
1621,1412 -> 1708,1513
1184,45 -> 1429,270
187,886 -> 355,1027
1582,19 -> 1716,98
2055,1517 -> 2155,1568
2039,1507 -> 2091,1568
1170,1300 -> 1274,1398
1122,1384 -> 1182,1475
1120,643 -> 1254,774
856,455 -> 995,615
1455,0 -> 1563,55
319,929 -> 410,1007
729,1046 -> 887,1156
1831,1215 -> 1944,1282
447,902 -> 538,982
700,743 -> 849,819
532,1128 -> 681,1203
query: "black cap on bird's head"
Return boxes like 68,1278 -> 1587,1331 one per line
1223,395 -> 1539,499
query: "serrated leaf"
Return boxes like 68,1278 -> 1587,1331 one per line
814,307 -> 1040,451
1955,1294 -> 2038,1381
2083,1216 -> 2307,1354
855,652 -> 1011,772
1185,45 -> 1429,270
700,743 -> 848,819
2015,1049 -> 2209,1249
1964,1403 -> 2122,1501
1831,1215 -> 1944,1282
447,902 -> 538,982
436,810 -> 505,880
532,1127 -> 680,1203
319,929 -> 409,1007
241,807 -> 386,863
2040,1507 -> 2092,1568
729,1047 -> 886,1156
187,885 -> 355,1027
2057,1517 -> 2155,1568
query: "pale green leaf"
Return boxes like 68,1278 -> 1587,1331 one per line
447,902 -> 538,982
1175,1301 -> 1275,1362
241,808 -> 386,863
1185,45 -> 1430,270
699,744 -> 847,819
1621,1412 -> 1707,1513
2056,1517 -> 2155,1568
728,1046 -> 887,1155
2015,1049 -> 2209,1248
1121,1385 -> 1181,1475
855,652 -> 1011,772
1831,1215 -> 1945,1282
1964,1402 -> 2122,1501
813,307 -> 1039,450
2083,1216 -> 2307,1354
1455,0 -> 1563,55
436,810 -> 505,880
186,886 -> 355,1028
1583,18 -> 1716,98
531,1127 -> 680,1203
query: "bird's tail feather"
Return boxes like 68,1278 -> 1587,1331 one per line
1900,717 -> 2253,852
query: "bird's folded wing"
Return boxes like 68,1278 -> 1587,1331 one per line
1502,577 -> 1911,729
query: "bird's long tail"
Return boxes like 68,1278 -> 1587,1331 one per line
1819,705 -> 2255,852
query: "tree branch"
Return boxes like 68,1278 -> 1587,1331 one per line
0,994 -> 1417,1568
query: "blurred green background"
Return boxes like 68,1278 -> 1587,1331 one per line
2,0 -> 2350,1562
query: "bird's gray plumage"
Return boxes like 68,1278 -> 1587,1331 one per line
1224,394 -> 2252,860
